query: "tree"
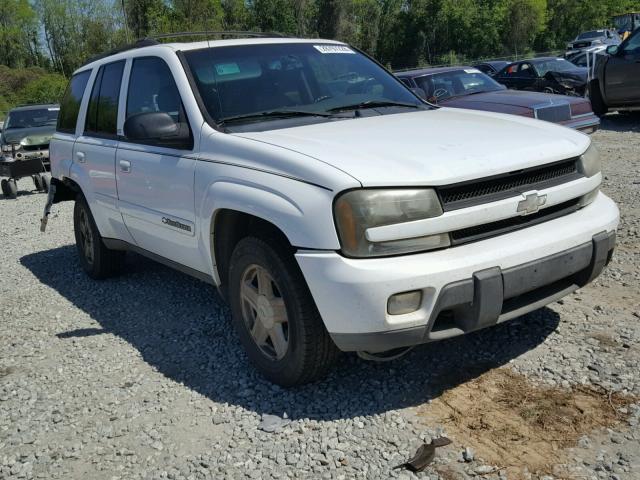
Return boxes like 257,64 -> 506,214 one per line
0,0 -> 41,68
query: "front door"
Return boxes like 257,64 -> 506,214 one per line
115,55 -> 202,272
606,32 -> 640,105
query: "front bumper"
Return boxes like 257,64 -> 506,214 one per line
561,115 -> 600,134
296,192 -> 619,352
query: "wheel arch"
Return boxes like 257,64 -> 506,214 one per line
210,208 -> 296,300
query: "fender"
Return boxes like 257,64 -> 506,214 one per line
196,174 -> 342,284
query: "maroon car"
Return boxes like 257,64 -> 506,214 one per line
396,66 -> 599,133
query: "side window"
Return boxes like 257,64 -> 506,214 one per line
623,32 -> 640,55
518,63 -> 535,77
85,61 -> 125,138
57,71 -> 91,133
126,57 -> 183,123
502,64 -> 518,76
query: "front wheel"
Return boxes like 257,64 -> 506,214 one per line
228,237 -> 339,386
588,80 -> 607,117
73,196 -> 125,279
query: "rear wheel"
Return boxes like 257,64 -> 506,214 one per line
1,179 -> 10,197
33,175 -> 44,191
73,195 -> 124,279
41,175 -> 50,193
6,179 -> 17,199
228,236 -> 339,386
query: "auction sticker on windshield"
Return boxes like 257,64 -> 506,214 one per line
314,45 -> 355,54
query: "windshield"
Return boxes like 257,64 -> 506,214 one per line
5,108 -> 59,130
534,59 -> 578,76
184,43 -> 423,127
413,69 -> 503,102
577,31 -> 604,40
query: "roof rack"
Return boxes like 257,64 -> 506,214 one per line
80,38 -> 159,67
150,31 -> 288,41
79,31 -> 288,68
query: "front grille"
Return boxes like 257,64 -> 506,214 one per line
450,198 -> 581,246
22,144 -> 48,152
572,41 -> 591,48
437,159 -> 581,211
535,104 -> 572,123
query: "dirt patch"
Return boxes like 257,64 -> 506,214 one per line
418,368 -> 636,479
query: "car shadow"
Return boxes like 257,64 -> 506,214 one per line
21,245 -> 559,421
599,113 -> 640,133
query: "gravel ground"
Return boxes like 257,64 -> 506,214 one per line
1,115 -> 639,480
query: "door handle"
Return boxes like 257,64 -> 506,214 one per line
76,151 -> 85,163
119,159 -> 131,173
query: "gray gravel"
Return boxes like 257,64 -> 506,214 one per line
1,115 -> 639,480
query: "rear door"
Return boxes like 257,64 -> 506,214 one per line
72,60 -> 129,240
115,55 -> 201,271
606,32 -> 640,105
51,70 -> 91,179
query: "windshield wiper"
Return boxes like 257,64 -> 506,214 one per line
220,109 -> 333,125
327,100 -> 420,113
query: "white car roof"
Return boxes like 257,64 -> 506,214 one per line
76,37 -> 346,74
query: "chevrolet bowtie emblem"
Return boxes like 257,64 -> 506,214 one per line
517,191 -> 547,215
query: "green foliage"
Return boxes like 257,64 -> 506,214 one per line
0,0 -> 638,106
0,65 -> 67,120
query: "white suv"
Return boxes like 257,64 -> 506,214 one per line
45,34 -> 619,386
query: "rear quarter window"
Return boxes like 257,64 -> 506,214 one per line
57,70 -> 91,134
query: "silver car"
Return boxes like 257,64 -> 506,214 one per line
566,29 -> 621,56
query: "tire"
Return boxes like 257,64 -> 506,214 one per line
33,175 -> 43,191
588,80 -> 607,117
228,236 -> 340,386
1,179 -> 9,197
41,175 -> 50,193
73,195 -> 125,279
6,179 -> 17,199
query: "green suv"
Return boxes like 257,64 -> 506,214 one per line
1,104 -> 60,169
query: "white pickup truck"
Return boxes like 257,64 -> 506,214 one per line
45,34 -> 619,386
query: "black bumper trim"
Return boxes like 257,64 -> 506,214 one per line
330,231 -> 616,352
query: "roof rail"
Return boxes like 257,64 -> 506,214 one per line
150,31 -> 289,41
80,38 -> 160,67
78,31 -> 289,69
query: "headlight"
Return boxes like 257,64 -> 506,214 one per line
577,143 -> 601,208
578,143 -> 601,177
334,189 -> 449,257
1,143 -> 20,153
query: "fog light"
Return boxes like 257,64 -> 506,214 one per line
387,290 -> 422,315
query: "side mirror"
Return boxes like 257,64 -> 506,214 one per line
123,112 -> 191,149
606,45 -> 619,56
410,87 -> 427,100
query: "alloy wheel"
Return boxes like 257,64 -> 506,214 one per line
240,264 -> 289,360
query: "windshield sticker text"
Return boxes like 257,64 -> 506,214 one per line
313,45 -> 355,54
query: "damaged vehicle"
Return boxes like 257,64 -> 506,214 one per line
45,34 -> 618,386
1,104 -> 59,169
494,57 -> 589,96
395,66 -> 599,133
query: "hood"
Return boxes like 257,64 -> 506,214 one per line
0,125 -> 55,146
234,108 -> 590,187
442,90 -> 586,110
546,68 -> 588,85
